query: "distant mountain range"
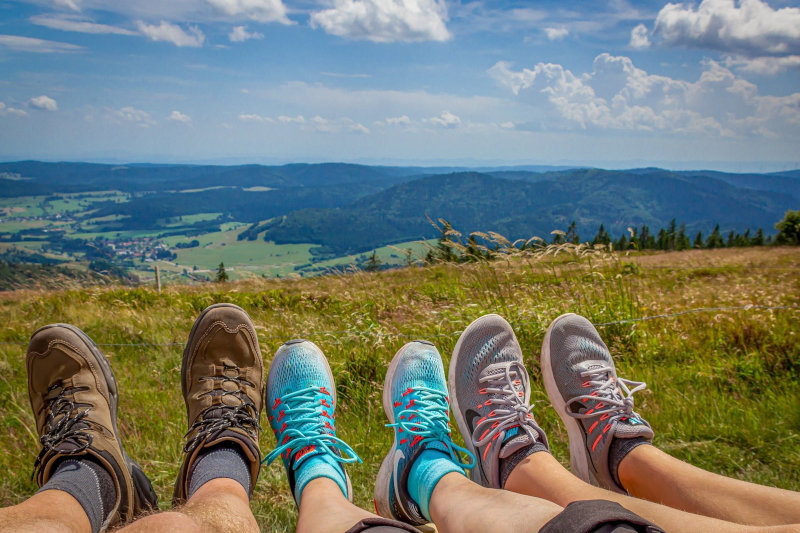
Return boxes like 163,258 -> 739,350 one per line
1,161 -> 797,257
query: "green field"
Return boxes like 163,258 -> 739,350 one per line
0,246 -> 798,531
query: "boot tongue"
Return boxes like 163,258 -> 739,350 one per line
498,427 -> 535,459
613,417 -> 654,440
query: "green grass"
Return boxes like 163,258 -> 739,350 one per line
0,247 -> 798,531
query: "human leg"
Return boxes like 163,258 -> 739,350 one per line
0,324 -> 158,533
380,339 -> 664,533
449,313 -> 800,533
541,312 -> 800,527
167,303 -> 264,533
263,339 -> 412,533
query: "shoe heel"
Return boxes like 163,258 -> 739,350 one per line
129,457 -> 159,513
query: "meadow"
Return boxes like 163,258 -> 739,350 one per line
0,246 -> 798,531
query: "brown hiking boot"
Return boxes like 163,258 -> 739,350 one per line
173,303 -> 264,504
26,324 -> 158,530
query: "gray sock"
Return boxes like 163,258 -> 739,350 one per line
609,437 -> 651,490
38,457 -> 116,533
187,444 -> 252,499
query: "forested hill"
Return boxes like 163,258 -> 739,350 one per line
256,170 -> 797,256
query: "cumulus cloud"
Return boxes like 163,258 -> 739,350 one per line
29,95 -> 58,111
136,21 -> 205,47
0,34 -> 83,53
106,106 -> 156,127
206,0 -> 290,24
384,115 -> 412,125
725,54 -> 800,74
489,53 -> 800,138
0,102 -> 28,117
425,110 -> 461,128
30,15 -> 138,35
629,23 -> 650,48
229,25 -> 264,42
544,27 -> 568,41
652,0 -> 800,72
310,0 -> 451,42
238,113 -> 275,122
168,110 -> 192,124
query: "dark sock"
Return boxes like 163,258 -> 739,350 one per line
609,437 -> 651,490
38,456 -> 116,533
187,444 -> 251,499
499,442 -> 548,488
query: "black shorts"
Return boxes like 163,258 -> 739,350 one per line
346,517 -> 423,533
540,500 -> 666,533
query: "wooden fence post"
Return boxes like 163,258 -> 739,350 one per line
155,265 -> 162,294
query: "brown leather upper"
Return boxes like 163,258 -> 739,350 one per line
173,304 -> 264,504
26,324 -> 154,526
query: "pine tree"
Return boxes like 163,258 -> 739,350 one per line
667,218 -> 677,250
216,262 -> 228,282
752,228 -> 765,246
592,224 -> 611,246
566,221 -> 580,244
693,231 -> 704,249
615,233 -> 629,251
364,250 -> 382,271
706,224 -> 724,249
677,224 -> 690,250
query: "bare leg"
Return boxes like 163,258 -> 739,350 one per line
430,472 -> 562,533
0,491 -> 91,533
506,451 -> 800,533
619,445 -> 800,526
118,479 -> 257,533
296,478 -> 376,533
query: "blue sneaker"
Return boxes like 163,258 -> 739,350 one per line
374,341 -> 474,525
264,339 -> 361,504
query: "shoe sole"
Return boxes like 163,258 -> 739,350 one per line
540,312 -> 597,485
30,324 -> 158,520
447,314 -> 507,487
268,338 -> 353,502
374,340 -> 434,519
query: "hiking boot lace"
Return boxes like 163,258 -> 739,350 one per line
388,386 -> 475,469
184,365 -> 261,453
472,361 -> 539,449
566,366 -> 646,422
33,383 -> 92,478
263,386 -> 361,468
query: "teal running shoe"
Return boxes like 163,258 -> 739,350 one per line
264,339 -> 361,504
374,340 -> 474,525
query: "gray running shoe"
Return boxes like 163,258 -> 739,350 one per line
541,313 -> 653,493
448,314 -> 549,489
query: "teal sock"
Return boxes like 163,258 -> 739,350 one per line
407,448 -> 465,521
293,453 -> 348,504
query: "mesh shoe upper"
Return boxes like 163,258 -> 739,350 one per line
27,324 -> 158,528
375,341 -> 473,525
173,303 -> 264,504
542,313 -> 652,493
448,314 -> 549,489
264,339 -> 359,504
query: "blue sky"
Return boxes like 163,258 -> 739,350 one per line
1,0 -> 799,170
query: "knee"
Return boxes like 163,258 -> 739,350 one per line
121,511 -> 203,533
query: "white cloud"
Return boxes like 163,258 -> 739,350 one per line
544,27 -> 568,41
30,14 -> 138,35
54,0 -> 81,11
724,54 -> 800,74
238,113 -> 275,122
229,25 -> 264,42
489,53 -> 800,139
206,0 -> 290,24
0,102 -> 28,117
168,110 -> 192,124
654,0 -> 800,58
0,34 -> 83,53
136,21 -> 205,47
629,23 -> 650,49
385,115 -> 412,125
29,95 -> 59,111
278,114 -> 305,124
106,106 -> 156,127
310,0 -> 451,42
425,110 -> 461,128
